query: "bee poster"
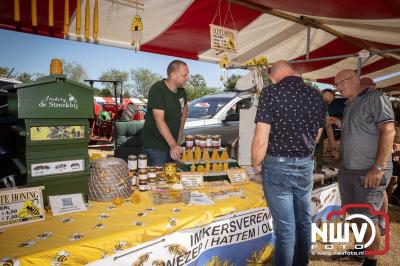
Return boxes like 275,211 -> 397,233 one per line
0,186 -> 45,229
209,24 -> 237,53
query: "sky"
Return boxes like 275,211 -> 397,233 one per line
0,29 -> 246,89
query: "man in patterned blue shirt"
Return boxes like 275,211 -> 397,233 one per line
252,60 -> 325,266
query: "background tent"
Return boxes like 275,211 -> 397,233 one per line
1,0 -> 399,91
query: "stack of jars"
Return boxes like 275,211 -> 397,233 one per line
128,154 -> 149,192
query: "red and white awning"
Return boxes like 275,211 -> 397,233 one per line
1,0 -> 399,90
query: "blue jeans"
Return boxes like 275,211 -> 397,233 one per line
144,147 -> 172,166
262,156 -> 314,266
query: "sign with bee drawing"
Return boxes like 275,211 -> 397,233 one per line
209,24 -> 238,53
30,125 -> 85,141
0,186 -> 45,229
85,207 -> 275,266
49,193 -> 87,216
31,159 -> 85,177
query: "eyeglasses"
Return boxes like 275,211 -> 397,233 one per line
334,77 -> 353,88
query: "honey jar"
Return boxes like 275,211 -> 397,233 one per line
199,135 -> 207,149
128,155 -> 138,171
138,180 -> 148,192
185,135 -> 194,149
138,154 -> 148,169
138,168 -> 148,181
212,135 -> 221,148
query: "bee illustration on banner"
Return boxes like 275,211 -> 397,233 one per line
152,259 -> 166,266
165,244 -> 188,257
50,250 -> 69,266
131,252 -> 152,266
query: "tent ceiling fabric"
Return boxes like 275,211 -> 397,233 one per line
0,0 -> 399,90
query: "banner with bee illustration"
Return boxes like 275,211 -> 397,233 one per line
210,24 -> 238,53
0,186 -> 45,229
86,207 -> 275,266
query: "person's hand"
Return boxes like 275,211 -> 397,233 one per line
331,148 -> 340,160
253,163 -> 262,174
327,117 -> 340,127
170,144 -> 182,160
364,167 -> 384,188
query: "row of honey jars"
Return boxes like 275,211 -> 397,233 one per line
186,135 -> 221,149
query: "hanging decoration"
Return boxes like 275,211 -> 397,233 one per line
210,0 -> 238,82
93,0 -> 99,40
31,0 -> 37,27
64,0 -> 69,35
219,54 -> 229,81
130,1 -> 144,52
209,0 -> 238,53
76,0 -> 81,35
242,56 -> 270,96
14,0 -> 20,22
210,24 -> 237,53
84,0 -> 90,39
49,0 -> 54,27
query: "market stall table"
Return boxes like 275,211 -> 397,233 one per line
0,182 -> 266,265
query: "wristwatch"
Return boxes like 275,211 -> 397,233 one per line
374,164 -> 384,172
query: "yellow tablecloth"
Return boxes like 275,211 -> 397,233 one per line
0,182 -> 266,265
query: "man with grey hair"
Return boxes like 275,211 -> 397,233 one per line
330,69 -> 395,266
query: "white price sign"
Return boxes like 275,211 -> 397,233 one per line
49,193 -> 87,216
227,169 -> 248,184
180,173 -> 204,189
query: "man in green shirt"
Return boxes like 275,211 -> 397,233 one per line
142,60 -> 189,166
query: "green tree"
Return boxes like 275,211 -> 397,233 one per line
98,88 -> 113,97
0,66 -> 15,78
16,72 -> 34,83
185,74 -> 219,101
61,59 -> 89,82
304,79 -> 320,90
98,69 -> 131,98
130,68 -> 162,98
223,74 -> 241,92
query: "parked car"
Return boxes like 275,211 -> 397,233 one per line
185,92 -> 253,128
182,92 -> 348,159
183,92 -> 254,158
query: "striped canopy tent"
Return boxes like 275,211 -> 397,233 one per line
1,0 -> 400,92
